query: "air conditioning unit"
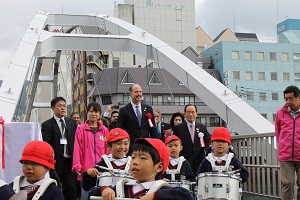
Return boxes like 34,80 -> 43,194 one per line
86,73 -> 93,82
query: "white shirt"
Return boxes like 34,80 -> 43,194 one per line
126,180 -> 155,193
131,102 -> 141,117
170,157 -> 180,166
107,154 -> 128,166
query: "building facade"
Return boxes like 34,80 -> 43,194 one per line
202,40 -> 300,123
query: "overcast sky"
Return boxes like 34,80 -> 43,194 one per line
1,0 -> 300,80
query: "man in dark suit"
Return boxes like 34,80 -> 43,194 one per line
154,109 -> 171,142
41,97 -> 77,200
117,84 -> 158,154
173,104 -> 211,173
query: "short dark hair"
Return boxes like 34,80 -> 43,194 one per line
283,85 -> 300,98
129,83 -> 140,93
132,140 -> 162,177
170,112 -> 185,129
51,97 -> 66,107
70,112 -> 81,118
184,104 -> 197,113
111,111 -> 119,118
87,102 -> 101,114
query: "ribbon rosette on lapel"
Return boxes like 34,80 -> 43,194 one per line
198,131 -> 205,147
145,113 -> 154,128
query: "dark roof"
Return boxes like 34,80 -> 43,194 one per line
213,29 -> 228,42
91,67 -> 222,96
235,32 -> 259,42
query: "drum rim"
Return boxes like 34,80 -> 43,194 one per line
196,172 -> 240,180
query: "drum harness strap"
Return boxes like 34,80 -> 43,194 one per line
116,179 -> 169,198
208,153 -> 234,172
101,155 -> 132,174
101,154 -> 114,170
13,175 -> 57,200
166,156 -> 185,180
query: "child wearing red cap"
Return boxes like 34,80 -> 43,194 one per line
162,135 -> 195,182
88,138 -> 194,200
196,127 -> 249,183
81,128 -> 131,193
9,140 -> 64,200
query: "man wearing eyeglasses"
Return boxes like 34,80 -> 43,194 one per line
41,97 -> 77,200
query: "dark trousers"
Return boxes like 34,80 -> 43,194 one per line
59,158 -> 77,200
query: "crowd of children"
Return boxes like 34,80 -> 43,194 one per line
0,127 -> 248,200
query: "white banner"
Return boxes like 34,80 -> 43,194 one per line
0,122 -> 41,183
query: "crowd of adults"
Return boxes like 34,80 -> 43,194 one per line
39,83 -> 211,199
38,83 -> 300,200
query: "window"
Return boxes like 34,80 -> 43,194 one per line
281,52 -> 289,62
283,72 -> 290,81
232,51 -> 239,60
152,95 -> 163,105
270,72 -> 278,81
123,95 -> 131,104
273,113 -> 276,122
258,72 -> 265,81
257,52 -> 264,61
245,71 -> 253,81
215,53 -> 219,63
294,53 -> 300,62
174,96 -> 195,106
102,96 -> 112,105
259,92 -> 267,101
244,51 -> 252,60
210,117 -> 220,127
261,113 -> 267,119
196,117 -> 206,125
270,52 -> 277,61
113,57 -> 119,67
272,92 -> 279,101
295,73 -> 300,82
247,92 -> 254,101
149,72 -> 162,85
233,71 -> 240,80
121,71 -> 134,84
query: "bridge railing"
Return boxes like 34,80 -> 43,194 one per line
231,132 -> 283,199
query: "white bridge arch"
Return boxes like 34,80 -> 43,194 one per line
0,11 -> 274,134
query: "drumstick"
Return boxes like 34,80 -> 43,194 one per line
95,165 -> 129,174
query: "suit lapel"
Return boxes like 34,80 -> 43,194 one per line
51,117 -> 62,138
128,103 -> 140,126
141,104 -> 146,126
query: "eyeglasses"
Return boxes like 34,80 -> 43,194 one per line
154,116 -> 159,118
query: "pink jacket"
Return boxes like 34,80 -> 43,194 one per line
275,103 -> 300,162
72,120 -> 110,180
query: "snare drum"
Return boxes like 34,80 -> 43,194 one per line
196,172 -> 241,200
167,180 -> 192,191
97,172 -> 134,186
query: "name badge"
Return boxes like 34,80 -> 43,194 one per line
60,138 -> 67,145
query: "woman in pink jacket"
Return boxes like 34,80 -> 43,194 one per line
72,102 -> 110,200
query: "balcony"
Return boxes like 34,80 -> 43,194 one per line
87,55 -> 104,71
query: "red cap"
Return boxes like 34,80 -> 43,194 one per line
106,128 -> 130,144
20,141 -> 56,169
211,127 -> 232,144
134,138 -> 170,174
165,135 -> 182,144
